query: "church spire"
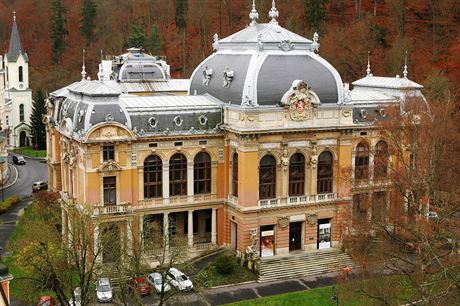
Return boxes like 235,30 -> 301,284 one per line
269,0 -> 279,25
249,0 -> 259,26
7,11 -> 25,62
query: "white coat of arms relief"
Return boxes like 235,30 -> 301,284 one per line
281,80 -> 319,121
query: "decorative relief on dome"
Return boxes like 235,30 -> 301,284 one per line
223,67 -> 234,88
105,114 -> 114,122
279,40 -> 294,52
281,80 -> 319,121
202,66 -> 213,86
311,32 -> 320,53
257,33 -> 264,52
174,116 -> 183,126
148,117 -> 158,128
198,115 -> 208,125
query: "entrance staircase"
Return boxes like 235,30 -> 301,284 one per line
258,248 -> 356,282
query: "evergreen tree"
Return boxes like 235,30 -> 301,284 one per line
51,0 -> 69,64
147,24 -> 161,55
175,0 -> 188,31
128,25 -> 145,48
80,0 -> 97,46
30,89 -> 47,150
303,0 -> 329,34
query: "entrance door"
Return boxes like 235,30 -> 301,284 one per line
19,131 -> 27,147
317,219 -> 331,249
289,222 -> 302,251
230,222 -> 237,250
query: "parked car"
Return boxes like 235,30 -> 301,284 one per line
166,268 -> 193,291
147,272 -> 171,293
69,287 -> 81,306
96,277 -> 113,302
128,277 -> 151,296
32,181 -> 48,192
12,155 -> 26,165
37,296 -> 55,306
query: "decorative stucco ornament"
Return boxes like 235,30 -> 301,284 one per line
278,216 -> 289,229
281,80 -> 319,121
223,67 -> 234,88
257,33 -> 263,51
105,114 -> 114,122
249,0 -> 259,26
307,213 -> 318,225
279,40 -> 294,52
202,66 -> 213,86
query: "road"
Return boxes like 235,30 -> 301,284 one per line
0,155 -> 47,252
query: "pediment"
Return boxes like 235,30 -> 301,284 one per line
97,160 -> 122,173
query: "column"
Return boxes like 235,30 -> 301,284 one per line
188,210 -> 194,247
369,150 -> 375,181
162,163 -> 169,203
187,161 -> 194,197
163,212 -> 169,248
93,223 -> 102,263
126,220 -> 133,255
211,208 -> 217,244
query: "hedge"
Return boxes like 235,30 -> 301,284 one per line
0,196 -> 21,214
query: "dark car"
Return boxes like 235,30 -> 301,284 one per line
12,155 -> 26,165
32,181 -> 48,192
128,277 -> 151,296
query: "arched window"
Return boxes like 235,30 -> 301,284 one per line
194,152 -> 211,194
19,104 -> 24,122
317,151 -> 333,194
144,155 -> 162,198
374,141 -> 389,178
259,155 -> 276,200
289,153 -> 305,196
355,142 -> 369,180
169,153 -> 187,196
18,66 -> 23,83
232,153 -> 238,197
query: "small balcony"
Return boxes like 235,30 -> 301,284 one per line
93,202 -> 131,216
258,193 -> 338,208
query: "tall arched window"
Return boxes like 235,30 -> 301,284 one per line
374,141 -> 389,178
18,66 -> 23,83
355,142 -> 369,180
169,153 -> 187,196
289,153 -> 305,196
19,104 -> 24,122
317,151 -> 333,194
144,155 -> 162,198
232,153 -> 238,197
259,155 -> 276,200
194,152 -> 211,194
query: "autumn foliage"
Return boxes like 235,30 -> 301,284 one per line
0,0 -> 459,96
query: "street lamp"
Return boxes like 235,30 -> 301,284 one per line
0,159 -> 4,202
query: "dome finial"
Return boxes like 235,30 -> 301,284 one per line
366,51 -> 372,77
81,49 -> 87,80
403,50 -> 408,79
249,0 -> 259,26
13,11 -> 16,21
269,0 -> 279,25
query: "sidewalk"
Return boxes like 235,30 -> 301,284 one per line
2,163 -> 18,190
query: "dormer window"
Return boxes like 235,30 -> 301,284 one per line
103,145 -> 115,161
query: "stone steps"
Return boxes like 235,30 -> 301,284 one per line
258,249 -> 356,282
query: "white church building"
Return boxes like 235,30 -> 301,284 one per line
0,13 -> 32,148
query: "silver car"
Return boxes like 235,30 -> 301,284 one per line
96,278 -> 113,302
147,272 -> 171,293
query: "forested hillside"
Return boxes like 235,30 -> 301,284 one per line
0,0 -> 459,98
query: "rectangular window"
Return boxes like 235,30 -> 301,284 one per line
372,191 -> 387,223
103,145 -> 115,161
103,176 -> 116,205
353,193 -> 369,222
5,116 -> 8,126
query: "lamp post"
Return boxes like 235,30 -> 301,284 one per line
0,160 -> 4,202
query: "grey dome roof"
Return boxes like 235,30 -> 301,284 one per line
189,23 -> 343,106
115,48 -> 170,82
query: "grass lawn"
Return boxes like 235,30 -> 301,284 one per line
195,264 -> 258,288
12,147 -> 47,158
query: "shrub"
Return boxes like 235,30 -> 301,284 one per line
0,196 -> 20,214
214,255 -> 237,275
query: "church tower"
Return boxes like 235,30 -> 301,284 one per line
2,12 -> 32,147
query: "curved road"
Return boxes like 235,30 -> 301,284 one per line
0,154 -> 48,252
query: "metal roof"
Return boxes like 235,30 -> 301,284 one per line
7,17 -> 27,62
119,79 -> 189,93
352,75 -> 423,89
349,90 -> 397,104
120,94 -> 222,112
